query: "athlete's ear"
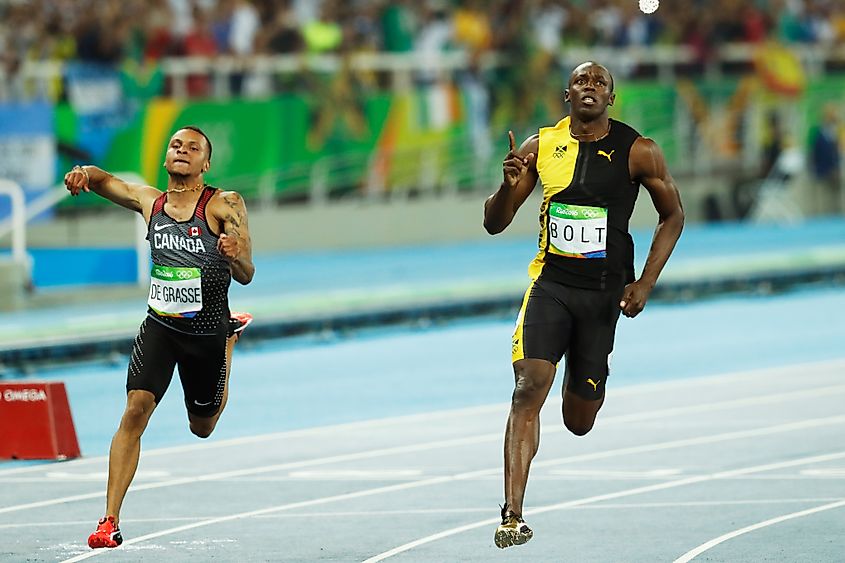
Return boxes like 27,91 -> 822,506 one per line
563,88 -> 570,103
608,92 -> 616,106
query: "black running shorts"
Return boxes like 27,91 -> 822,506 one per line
126,316 -> 229,417
511,278 -> 623,400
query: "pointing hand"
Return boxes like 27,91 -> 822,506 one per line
502,131 -> 535,188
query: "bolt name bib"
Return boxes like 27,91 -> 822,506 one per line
148,264 -> 202,317
548,203 -> 607,259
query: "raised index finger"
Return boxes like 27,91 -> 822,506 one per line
508,130 -> 516,153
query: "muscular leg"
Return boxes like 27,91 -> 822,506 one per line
188,334 -> 236,438
503,358 -> 556,517
106,390 -> 157,523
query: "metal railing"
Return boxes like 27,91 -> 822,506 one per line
0,174 -> 152,287
5,43 -> 845,101
203,135 -> 496,207
0,180 -> 27,267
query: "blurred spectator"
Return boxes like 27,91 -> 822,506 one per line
775,0 -> 812,43
229,0 -> 260,56
228,0 -> 260,95
414,2 -> 452,84
833,4 -> 845,43
2,0 -> 845,108
263,5 -> 304,54
76,10 -> 126,64
4,0 -> 845,91
381,0 -> 415,53
302,1 -> 343,53
210,0 -> 235,54
742,4 -> 770,43
183,7 -> 219,97
762,110 -> 786,180
532,0 -> 566,55
452,0 -> 491,54
168,0 -> 196,39
144,0 -> 177,60
0,50 -> 25,102
809,104 -> 842,214
591,0 -> 622,46
292,0 -> 322,27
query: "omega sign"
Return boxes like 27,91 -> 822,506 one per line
2,388 -> 48,402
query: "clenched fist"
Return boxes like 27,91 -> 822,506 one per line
217,233 -> 240,262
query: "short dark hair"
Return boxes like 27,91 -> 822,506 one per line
176,125 -> 212,162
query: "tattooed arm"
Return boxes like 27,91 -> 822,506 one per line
210,190 -> 255,285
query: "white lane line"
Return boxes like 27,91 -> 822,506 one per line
546,468 -> 682,478
4,357 -> 843,477
0,403 -> 509,477
57,418 -> 845,562
363,451 -> 845,562
0,431 -> 503,515
4,384 -> 845,514
673,499 -> 845,563
6,499 -> 844,530
802,468 -> 845,477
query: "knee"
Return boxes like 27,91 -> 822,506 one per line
563,417 -> 595,437
120,399 -> 155,432
189,420 -> 215,439
511,373 -> 551,411
190,425 -> 213,439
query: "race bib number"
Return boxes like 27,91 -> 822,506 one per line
148,264 -> 203,316
548,203 -> 607,258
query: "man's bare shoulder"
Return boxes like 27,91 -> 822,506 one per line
520,134 -> 540,155
210,189 -> 246,208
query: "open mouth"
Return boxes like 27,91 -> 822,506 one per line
581,96 -> 596,105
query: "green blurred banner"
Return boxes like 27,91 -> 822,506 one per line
55,74 -> 845,208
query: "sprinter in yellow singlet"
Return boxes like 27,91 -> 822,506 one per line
483,62 -> 685,549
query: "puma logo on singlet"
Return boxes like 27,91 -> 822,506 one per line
597,150 -> 614,162
586,378 -> 600,392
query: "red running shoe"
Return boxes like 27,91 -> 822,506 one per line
230,311 -> 253,336
88,515 -> 122,549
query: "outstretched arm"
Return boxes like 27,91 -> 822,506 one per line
212,191 -> 255,285
63,165 -> 160,216
621,137 -> 685,318
483,131 -> 539,234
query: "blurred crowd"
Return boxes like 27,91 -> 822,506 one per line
1,0 -> 841,215
2,0 -> 845,72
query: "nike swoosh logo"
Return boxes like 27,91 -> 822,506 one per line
154,223 -> 177,231
194,400 -> 213,406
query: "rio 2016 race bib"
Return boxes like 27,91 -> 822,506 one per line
148,264 -> 203,317
548,202 -> 608,259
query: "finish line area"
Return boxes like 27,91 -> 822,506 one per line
1,287 -> 844,562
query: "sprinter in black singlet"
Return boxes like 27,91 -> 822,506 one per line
484,63 -> 684,548
64,126 -> 256,549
